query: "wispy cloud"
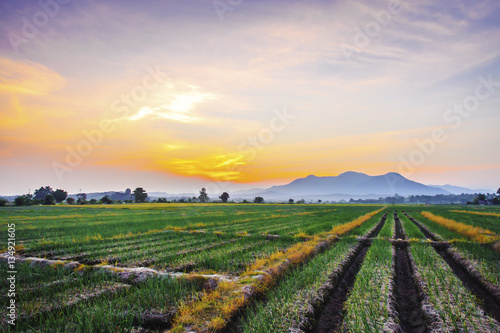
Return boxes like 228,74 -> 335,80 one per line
0,57 -> 66,95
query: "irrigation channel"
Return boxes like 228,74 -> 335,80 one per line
404,212 -> 500,323
311,213 -> 388,333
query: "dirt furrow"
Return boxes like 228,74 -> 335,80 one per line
431,243 -> 500,322
402,212 -> 440,241
405,213 -> 500,323
393,213 -> 427,333
311,244 -> 370,333
394,213 -> 406,240
311,214 -> 387,333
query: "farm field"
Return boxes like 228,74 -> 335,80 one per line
0,204 -> 499,332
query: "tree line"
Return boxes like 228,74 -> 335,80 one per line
348,189 -> 500,205
1,186 -> 269,206
2,185 -> 498,207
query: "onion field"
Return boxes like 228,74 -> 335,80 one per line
0,204 -> 499,332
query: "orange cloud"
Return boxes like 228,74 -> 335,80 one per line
0,57 -> 67,132
81,127 -> 411,184
163,153 -> 247,181
0,57 -> 66,96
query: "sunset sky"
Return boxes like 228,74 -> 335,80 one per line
1,0 -> 499,196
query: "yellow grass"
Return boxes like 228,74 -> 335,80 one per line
75,264 -> 86,272
421,211 -> 499,244
51,261 -> 64,269
330,208 -> 384,236
84,234 -> 103,241
15,244 -> 25,253
166,226 -> 187,232
168,207 -> 385,332
450,210 -> 500,218
293,231 -> 310,239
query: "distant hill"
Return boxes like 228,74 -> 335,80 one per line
428,184 -> 490,195
68,189 -> 134,201
233,172 -> 452,201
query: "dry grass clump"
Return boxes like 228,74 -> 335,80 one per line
421,211 -> 499,245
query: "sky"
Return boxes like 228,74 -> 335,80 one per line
1,0 -> 499,196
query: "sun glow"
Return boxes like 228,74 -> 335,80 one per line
127,82 -> 215,122
157,153 -> 248,181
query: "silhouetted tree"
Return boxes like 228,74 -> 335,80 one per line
53,189 -> 68,203
44,194 -> 55,205
33,186 -> 53,201
219,192 -> 230,203
199,188 -> 209,203
66,197 -> 75,204
473,193 -> 487,205
0,199 -> 7,206
14,194 -> 32,206
288,198 -> 294,204
89,199 -> 98,204
77,193 -> 87,204
253,196 -> 264,203
100,196 -> 113,204
133,187 -> 148,203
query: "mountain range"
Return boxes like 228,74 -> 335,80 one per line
1,171 -> 490,202
230,171 -> 489,201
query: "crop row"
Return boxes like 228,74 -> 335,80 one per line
3,205 -> 498,332
0,205 -> 385,332
0,262 -> 204,332
405,206 -> 500,235
168,208 -> 386,332
421,211 -> 499,244
410,242 -> 498,331
223,212 -> 499,333
17,206 -> 374,257
402,211 -> 500,287
1,205 -> 374,249
17,207 -> 381,275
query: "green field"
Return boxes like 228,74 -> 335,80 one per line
1,204 -> 499,332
